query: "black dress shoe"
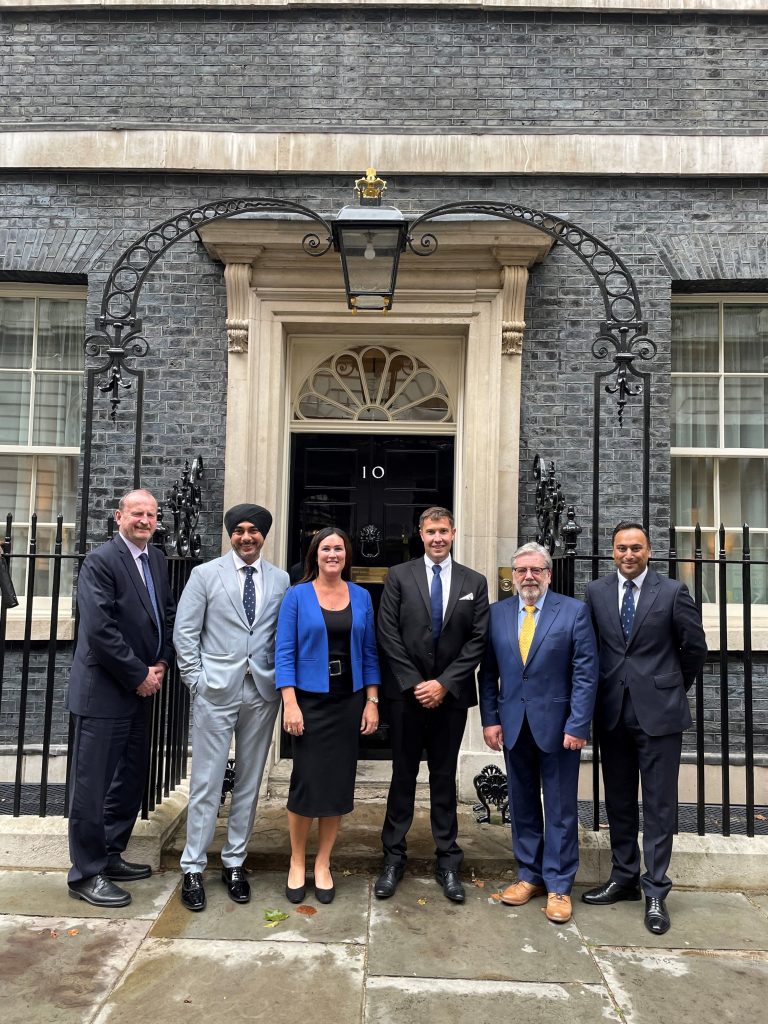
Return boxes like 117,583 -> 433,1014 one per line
104,856 -> 152,881
314,883 -> 335,905
285,883 -> 306,904
645,896 -> 671,935
222,866 -> 251,904
181,871 -> 206,912
68,873 -> 131,908
581,880 -> 642,905
374,864 -> 404,899
435,868 -> 465,904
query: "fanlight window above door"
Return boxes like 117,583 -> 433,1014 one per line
294,345 -> 454,423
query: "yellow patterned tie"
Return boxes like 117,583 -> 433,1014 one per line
519,604 -> 537,664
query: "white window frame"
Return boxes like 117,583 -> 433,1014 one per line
0,282 -> 86,639
671,293 -> 768,649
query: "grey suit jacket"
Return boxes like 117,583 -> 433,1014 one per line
173,551 -> 290,705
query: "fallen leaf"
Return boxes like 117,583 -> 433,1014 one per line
263,908 -> 289,927
416,897 -> 427,906
489,893 -> 502,902
342,869 -> 352,877
67,928 -> 79,937
184,998 -> 192,1004
296,905 -> 317,916
472,879 -> 486,888
49,929 -> 58,939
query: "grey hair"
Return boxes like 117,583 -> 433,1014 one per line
512,541 -> 553,571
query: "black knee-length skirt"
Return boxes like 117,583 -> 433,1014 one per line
287,687 -> 365,817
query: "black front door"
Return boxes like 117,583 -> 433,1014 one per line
286,432 -> 455,758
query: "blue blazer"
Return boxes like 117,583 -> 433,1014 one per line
479,590 -> 598,753
275,581 -> 381,694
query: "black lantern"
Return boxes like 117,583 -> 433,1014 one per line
331,169 -> 409,312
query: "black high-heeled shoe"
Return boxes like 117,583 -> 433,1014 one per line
285,881 -> 306,904
314,877 -> 335,904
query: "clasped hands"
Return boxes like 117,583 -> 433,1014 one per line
136,663 -> 166,698
414,679 -> 447,710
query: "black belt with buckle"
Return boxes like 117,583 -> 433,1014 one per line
328,659 -> 344,677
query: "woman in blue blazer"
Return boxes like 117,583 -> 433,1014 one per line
275,527 -> 380,904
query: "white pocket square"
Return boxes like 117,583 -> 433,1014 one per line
459,592 -> 474,601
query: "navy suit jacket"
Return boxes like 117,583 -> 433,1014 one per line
585,568 -> 707,736
67,534 -> 176,718
479,590 -> 598,753
275,581 -> 381,694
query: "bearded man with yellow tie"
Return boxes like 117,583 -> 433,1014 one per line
479,542 -> 598,923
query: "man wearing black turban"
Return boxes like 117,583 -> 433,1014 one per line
173,503 -> 289,911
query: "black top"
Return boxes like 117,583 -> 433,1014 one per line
322,604 -> 353,696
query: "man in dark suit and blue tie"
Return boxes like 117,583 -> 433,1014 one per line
582,522 -> 707,934
67,489 -> 175,907
375,507 -> 489,903
480,542 -> 598,923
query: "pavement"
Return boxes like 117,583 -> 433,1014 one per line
2,800 -> 767,1024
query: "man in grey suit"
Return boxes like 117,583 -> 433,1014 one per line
582,522 -> 707,935
173,503 -> 289,911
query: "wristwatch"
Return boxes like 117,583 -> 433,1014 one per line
366,696 -> 379,704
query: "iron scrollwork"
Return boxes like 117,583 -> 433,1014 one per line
534,455 -> 582,557
153,455 -> 204,557
473,764 -> 510,825
85,198 -> 334,420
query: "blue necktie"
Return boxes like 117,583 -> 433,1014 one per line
243,565 -> 256,625
621,579 -> 635,643
139,552 -> 162,658
431,563 -> 443,645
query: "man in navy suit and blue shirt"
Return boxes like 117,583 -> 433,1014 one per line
173,503 -> 289,911
480,542 -> 598,924
67,489 -> 175,907
582,522 -> 707,935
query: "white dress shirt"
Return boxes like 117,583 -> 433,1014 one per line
616,566 -> 648,612
121,534 -> 151,586
232,549 -> 263,619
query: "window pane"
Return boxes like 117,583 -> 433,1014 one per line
723,304 -> 768,373
0,297 -> 35,368
37,299 -> 86,371
8,526 -> 29,596
0,456 -> 32,520
34,456 -> 78,522
671,303 -> 719,372
673,530 -> 716,604
32,526 -> 77,599
671,457 -> 714,528
671,377 -> 719,447
0,372 -> 31,443
718,458 -> 768,528
718,532 -> 768,605
32,374 -> 82,446
723,378 -> 768,447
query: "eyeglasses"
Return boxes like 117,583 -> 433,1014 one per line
512,566 -> 550,578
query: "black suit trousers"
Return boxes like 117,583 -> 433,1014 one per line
600,690 -> 682,900
67,703 -> 151,883
381,693 -> 468,870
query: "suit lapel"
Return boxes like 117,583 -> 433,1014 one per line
217,555 -> 250,628
524,591 -> 561,666
602,573 -> 625,645
504,596 -> 523,667
255,560 -> 275,623
627,568 -> 660,646
115,536 -> 156,624
442,562 -> 465,629
411,559 -> 431,618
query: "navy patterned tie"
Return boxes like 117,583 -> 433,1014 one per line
621,579 -> 636,643
243,565 -> 256,625
139,552 -> 162,658
431,563 -> 443,644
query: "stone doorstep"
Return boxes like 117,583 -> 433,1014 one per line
2,782 -> 766,890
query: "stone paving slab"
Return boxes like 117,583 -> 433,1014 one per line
151,870 -> 369,944
0,868 -> 178,921
365,977 -> 621,1024
91,937 -> 366,1024
750,893 -> 768,919
368,876 -> 600,983
593,948 -> 768,1024
0,914 -> 150,1024
574,888 -> 768,951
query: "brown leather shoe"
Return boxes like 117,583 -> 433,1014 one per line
500,880 -> 546,906
544,892 -> 572,923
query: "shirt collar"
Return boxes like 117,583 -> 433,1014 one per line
120,534 -> 147,560
519,590 -> 548,613
424,553 -> 452,572
232,549 -> 260,573
617,567 -> 648,589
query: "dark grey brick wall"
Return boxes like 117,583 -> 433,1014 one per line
1,9 -> 767,132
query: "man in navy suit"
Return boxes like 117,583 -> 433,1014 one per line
480,542 -> 597,924
66,489 -> 175,907
582,522 -> 707,935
